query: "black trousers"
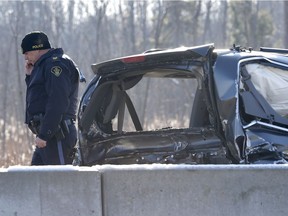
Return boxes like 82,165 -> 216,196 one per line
31,124 -> 77,165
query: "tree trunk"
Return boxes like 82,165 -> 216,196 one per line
284,1 -> 288,48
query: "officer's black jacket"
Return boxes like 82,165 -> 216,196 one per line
25,48 -> 79,141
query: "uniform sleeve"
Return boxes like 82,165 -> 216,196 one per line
38,61 -> 72,141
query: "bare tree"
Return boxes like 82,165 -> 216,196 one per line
128,1 -> 136,53
284,1 -> 288,48
152,0 -> 168,48
218,0 -> 228,47
138,1 -> 149,51
202,0 -> 212,44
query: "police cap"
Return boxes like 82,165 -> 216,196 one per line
21,31 -> 51,54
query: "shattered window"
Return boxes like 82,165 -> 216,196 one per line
112,77 -> 198,131
245,63 -> 288,117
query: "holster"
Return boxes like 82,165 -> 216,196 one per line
28,114 -> 43,135
56,119 -> 74,140
55,119 -> 74,140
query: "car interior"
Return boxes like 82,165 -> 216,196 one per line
240,61 -> 288,128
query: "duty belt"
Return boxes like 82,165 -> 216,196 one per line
28,115 -> 75,140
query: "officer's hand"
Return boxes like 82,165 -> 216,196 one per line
25,62 -> 33,75
35,137 -> 47,148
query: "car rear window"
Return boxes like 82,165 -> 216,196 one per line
112,77 -> 198,131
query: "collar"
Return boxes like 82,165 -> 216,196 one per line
34,48 -> 64,67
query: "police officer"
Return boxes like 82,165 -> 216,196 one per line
21,31 -> 81,165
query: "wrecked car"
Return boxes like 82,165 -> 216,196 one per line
75,44 -> 288,165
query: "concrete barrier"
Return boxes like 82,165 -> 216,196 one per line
99,164 -> 288,216
0,166 -> 102,216
1,164 -> 288,216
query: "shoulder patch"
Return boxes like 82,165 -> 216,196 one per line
51,66 -> 62,77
